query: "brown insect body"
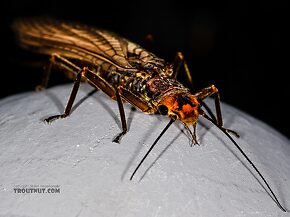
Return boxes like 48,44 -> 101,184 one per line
13,18 -> 201,130
12,18 -> 287,212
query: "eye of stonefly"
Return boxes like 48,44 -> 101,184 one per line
158,105 -> 168,115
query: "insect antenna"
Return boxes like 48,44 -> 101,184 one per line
130,118 -> 175,180
202,112 -> 287,212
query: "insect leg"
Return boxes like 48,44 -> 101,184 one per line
170,52 -> 193,85
36,53 -> 81,91
45,67 -> 86,122
39,53 -> 92,122
35,56 -> 53,91
170,52 -> 220,123
112,88 -> 128,143
170,53 -> 238,138
195,85 -> 239,137
212,90 -> 239,137
81,68 -> 132,143
43,56 -> 130,142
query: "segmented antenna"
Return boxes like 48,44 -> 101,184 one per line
202,113 -> 287,212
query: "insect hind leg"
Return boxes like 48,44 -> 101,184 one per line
36,53 -> 81,91
45,67 -> 87,123
35,55 -> 54,91
39,53 -> 87,123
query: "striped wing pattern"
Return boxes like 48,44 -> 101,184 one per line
13,18 -> 165,72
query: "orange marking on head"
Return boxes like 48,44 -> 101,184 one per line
182,104 -> 193,113
158,93 -> 200,126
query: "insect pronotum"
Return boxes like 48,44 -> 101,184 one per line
13,18 -> 286,212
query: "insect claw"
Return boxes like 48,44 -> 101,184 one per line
45,116 -> 55,123
112,132 -> 126,143
190,139 -> 199,147
35,85 -> 46,92
44,114 -> 67,123
44,119 -> 51,124
112,137 -> 121,143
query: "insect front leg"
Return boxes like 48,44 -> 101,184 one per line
170,54 -> 238,138
196,85 -> 239,137
171,53 -> 235,135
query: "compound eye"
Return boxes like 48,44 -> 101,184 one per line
158,105 -> 168,115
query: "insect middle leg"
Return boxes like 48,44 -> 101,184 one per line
170,52 -> 193,85
112,88 -> 128,143
170,52 -> 218,121
170,53 -> 238,137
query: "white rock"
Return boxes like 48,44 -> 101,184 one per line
0,84 -> 289,217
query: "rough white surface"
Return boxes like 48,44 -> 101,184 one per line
0,83 -> 289,217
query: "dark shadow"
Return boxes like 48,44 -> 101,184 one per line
127,106 -> 136,131
71,89 -> 98,113
89,91 -> 121,129
92,97 -> 136,139
196,118 -> 212,144
40,89 -> 65,122
121,118 -> 161,181
44,89 -> 65,113
173,123 -> 191,146
40,85 -> 98,121
125,120 -> 215,182
138,129 -> 183,182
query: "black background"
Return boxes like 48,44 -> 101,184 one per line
1,0 -> 289,139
